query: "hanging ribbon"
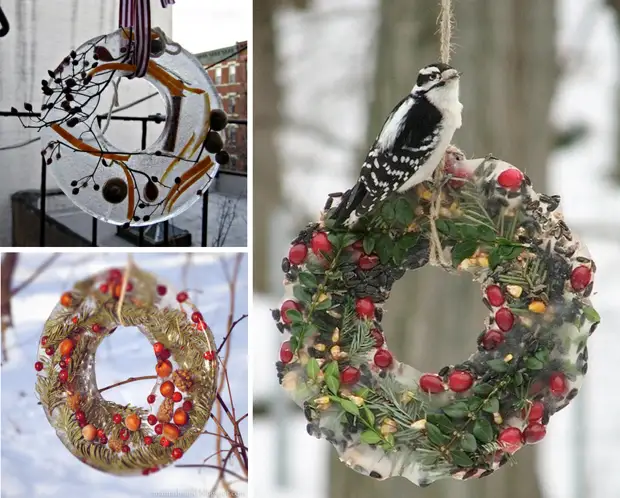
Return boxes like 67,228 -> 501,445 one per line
119,0 -> 175,78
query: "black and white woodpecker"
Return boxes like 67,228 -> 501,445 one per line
332,62 -> 463,226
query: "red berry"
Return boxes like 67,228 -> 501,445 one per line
370,328 -> 384,348
448,167 -> 471,188
419,374 -> 444,394
358,254 -> 379,270
203,351 -> 215,361
182,400 -> 193,412
280,300 -> 301,325
108,269 -> 122,281
99,435 -> 108,445
288,244 -> 308,265
119,429 -> 130,441
147,394 -> 156,404
45,346 -> 55,356
97,429 -> 106,439
525,401 -> 545,422
144,436 -> 153,445
153,342 -> 164,355
147,415 -> 157,426
279,341 -> 294,363
78,420 -> 87,428
75,410 -> 86,423
570,266 -> 592,292
59,360 -> 67,369
157,285 -> 167,296
34,361 -> 44,371
91,324 -> 102,333
126,282 -> 133,292
497,168 -> 524,190
523,422 -> 546,444
549,372 -> 567,396
374,349 -> 393,369
355,297 -> 375,319
71,316 -> 78,324
121,444 -> 130,453
482,329 -> 505,350
160,437 -> 171,447
448,370 -> 474,392
58,370 -> 68,382
171,448 -> 183,460
498,427 -> 523,453
485,285 -> 505,307
495,308 -> 514,332
159,349 -> 171,361
99,284 -> 109,293
41,336 -> 48,346
173,392 -> 182,402
191,311 -> 203,323
340,366 -> 361,384
311,232 -> 332,255
113,414 -> 122,424
154,424 -> 163,435
177,291 -> 188,303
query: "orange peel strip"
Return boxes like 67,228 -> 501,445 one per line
88,62 -> 136,78
51,124 -> 130,161
166,159 -> 216,212
112,160 -> 136,221
163,156 -> 213,211
189,93 -> 212,158
160,132 -> 196,184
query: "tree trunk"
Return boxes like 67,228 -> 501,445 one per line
330,1 -> 556,497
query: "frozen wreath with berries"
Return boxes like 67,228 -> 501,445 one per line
273,147 -> 600,486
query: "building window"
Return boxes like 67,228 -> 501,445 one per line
229,64 -> 236,83
229,97 -> 236,115
228,126 -> 237,145
215,67 -> 222,85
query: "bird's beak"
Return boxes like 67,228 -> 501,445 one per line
442,68 -> 460,81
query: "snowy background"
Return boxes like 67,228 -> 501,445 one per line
0,252 -> 248,498
254,1 -> 620,498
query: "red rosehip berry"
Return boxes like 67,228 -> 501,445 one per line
358,254 -> 379,270
75,410 -> 86,423
355,297 -> 375,319
153,342 -> 164,355
549,372 -> 567,396
91,324 -> 102,333
99,284 -> 109,293
78,420 -> 87,428
191,311 -> 203,323
525,401 -> 545,422
523,422 -> 546,444
288,244 -> 308,266
498,427 -> 523,453
99,435 -> 108,445
497,168 -> 524,190
59,360 -> 67,369
157,285 -> 167,296
280,300 -> 301,325
311,232 -> 332,256
171,448 -> 184,460
97,429 -> 106,439
448,370 -> 474,392
370,328 -> 384,348
119,429 -> 130,441
108,269 -> 122,281
570,266 -> 592,292
58,370 -> 68,382
147,394 -> 156,404
374,349 -> 393,369
126,281 -> 133,292
71,316 -> 78,324
448,167 -> 471,189
160,437 -> 171,447
340,366 -> 361,384
203,351 -> 215,361
482,329 -> 505,350
176,291 -> 188,303
419,374 -> 444,394
45,346 -> 55,356
41,336 -> 48,346
182,400 -> 193,412
495,308 -> 514,332
113,413 -> 122,424
159,348 -> 171,361
121,444 -> 130,453
154,424 -> 163,435
147,415 -> 157,426
172,392 -> 182,403
485,285 -> 505,307
280,341 -> 294,363
34,361 -> 44,372
144,436 -> 153,445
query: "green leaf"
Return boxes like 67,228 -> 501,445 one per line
488,248 -> 501,269
472,418 -> 494,443
381,202 -> 396,222
324,361 -> 339,378
293,285 -> 312,305
385,433 -> 395,447
482,398 -> 499,413
376,234 -> 393,265
363,406 -> 375,426
473,383 -> 494,396
394,198 -> 414,225
426,413 -> 454,433
355,387 -> 370,398
477,225 -> 497,242
314,297 -> 332,311
443,402 -> 469,419
534,349 -> 550,363
451,450 -> 474,467
285,308 -> 303,323
513,372 -> 524,387
298,272 -> 318,289
343,233 -> 361,248
498,245 -> 523,259
360,430 -> 382,444
468,397 -> 484,411
326,375 -> 340,395
583,306 -> 600,323
460,433 -> 478,453
436,219 -> 457,237
306,323 -> 319,337
398,232 -> 419,251
363,235 -> 376,255
340,399 -> 360,416
460,224 -> 479,240
452,240 -> 479,266
291,322 -> 305,335
289,335 -> 299,351
525,357 -> 544,370
306,358 -> 320,380
391,244 -> 405,265
487,359 -> 508,372
425,422 -> 449,446
327,232 -> 342,246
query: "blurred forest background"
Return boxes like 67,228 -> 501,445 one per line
253,1 -> 620,498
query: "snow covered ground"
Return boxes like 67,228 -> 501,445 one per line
254,1 -> 620,498
0,252 -> 248,498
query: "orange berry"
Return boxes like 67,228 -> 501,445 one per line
163,423 -> 180,441
112,284 -> 122,299
156,360 -> 172,378
173,408 -> 188,426
60,292 -> 73,307
82,424 -> 97,441
59,338 -> 75,357
160,381 -> 175,398
125,413 -> 141,432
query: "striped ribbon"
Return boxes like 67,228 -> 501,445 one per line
119,0 -> 175,78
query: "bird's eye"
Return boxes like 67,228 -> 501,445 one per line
432,73 -> 440,79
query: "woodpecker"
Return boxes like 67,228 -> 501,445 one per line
332,62 -> 463,226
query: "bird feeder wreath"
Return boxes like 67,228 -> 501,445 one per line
35,266 -> 218,476
273,146 -> 600,486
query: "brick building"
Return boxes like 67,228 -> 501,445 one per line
197,41 -> 248,174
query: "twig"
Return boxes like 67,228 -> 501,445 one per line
10,253 -> 60,296
174,464 -> 247,482
1,254 -> 18,364
217,314 -> 248,354
98,375 -> 157,393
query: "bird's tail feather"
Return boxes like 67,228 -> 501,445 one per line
330,181 -> 370,227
